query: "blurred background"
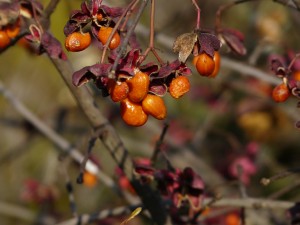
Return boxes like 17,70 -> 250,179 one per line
0,0 -> 300,224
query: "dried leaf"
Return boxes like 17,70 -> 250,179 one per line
221,28 -> 246,56
173,33 -> 197,63
197,32 -> 221,57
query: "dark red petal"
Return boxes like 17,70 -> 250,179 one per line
198,32 -> 221,57
221,28 -> 246,56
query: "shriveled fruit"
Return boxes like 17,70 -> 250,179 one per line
142,94 -> 167,120
98,26 -> 120,50
126,71 -> 150,103
209,51 -> 221,78
120,98 -> 148,126
169,76 -> 190,99
65,32 -> 91,52
83,171 -> 98,188
272,82 -> 290,102
195,52 -> 215,76
0,30 -> 10,48
108,80 -> 129,102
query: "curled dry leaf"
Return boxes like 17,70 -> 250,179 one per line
219,28 -> 246,56
173,32 -> 197,63
197,32 -> 221,58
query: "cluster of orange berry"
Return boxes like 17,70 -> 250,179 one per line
107,70 -> 167,126
65,13 -> 121,52
193,51 -> 221,78
108,72 -> 192,126
0,19 -> 20,49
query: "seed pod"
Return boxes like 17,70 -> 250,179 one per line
120,98 -> 148,126
108,80 -> 129,102
142,94 -> 167,120
126,71 -> 150,103
169,76 -> 190,99
195,53 -> 215,76
98,26 -> 120,50
65,32 -> 91,52
272,82 -> 290,102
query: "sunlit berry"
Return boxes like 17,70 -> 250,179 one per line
0,30 -> 10,48
225,213 -> 240,225
169,76 -> 190,99
108,80 -> 129,102
83,171 -> 98,188
195,52 -> 215,76
65,32 -> 91,52
142,94 -> 167,120
272,82 -> 290,102
120,98 -> 148,126
293,71 -> 300,81
98,26 -> 121,50
126,71 -> 150,103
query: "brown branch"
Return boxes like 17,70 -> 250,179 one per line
44,0 -> 61,20
0,80 -> 115,188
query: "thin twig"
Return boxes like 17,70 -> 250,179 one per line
138,0 -> 164,65
261,168 -> 300,186
0,80 -> 115,188
268,180 -> 300,200
191,0 -> 201,30
44,0 -> 61,20
0,201 -> 54,224
204,197 -> 294,210
100,0 -> 139,65
151,122 -> 169,163
110,0 -> 150,77
215,0 -> 260,31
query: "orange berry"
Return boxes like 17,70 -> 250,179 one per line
108,80 -> 129,102
96,13 -> 103,21
6,19 -> 20,39
195,53 -> 215,76
293,71 -> 300,81
225,213 -> 240,225
0,30 -> 10,48
98,26 -> 121,50
209,51 -> 221,78
272,82 -> 290,102
65,32 -> 91,52
83,171 -> 98,188
142,94 -> 167,120
126,71 -> 150,103
120,98 -> 148,126
169,76 -> 190,99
